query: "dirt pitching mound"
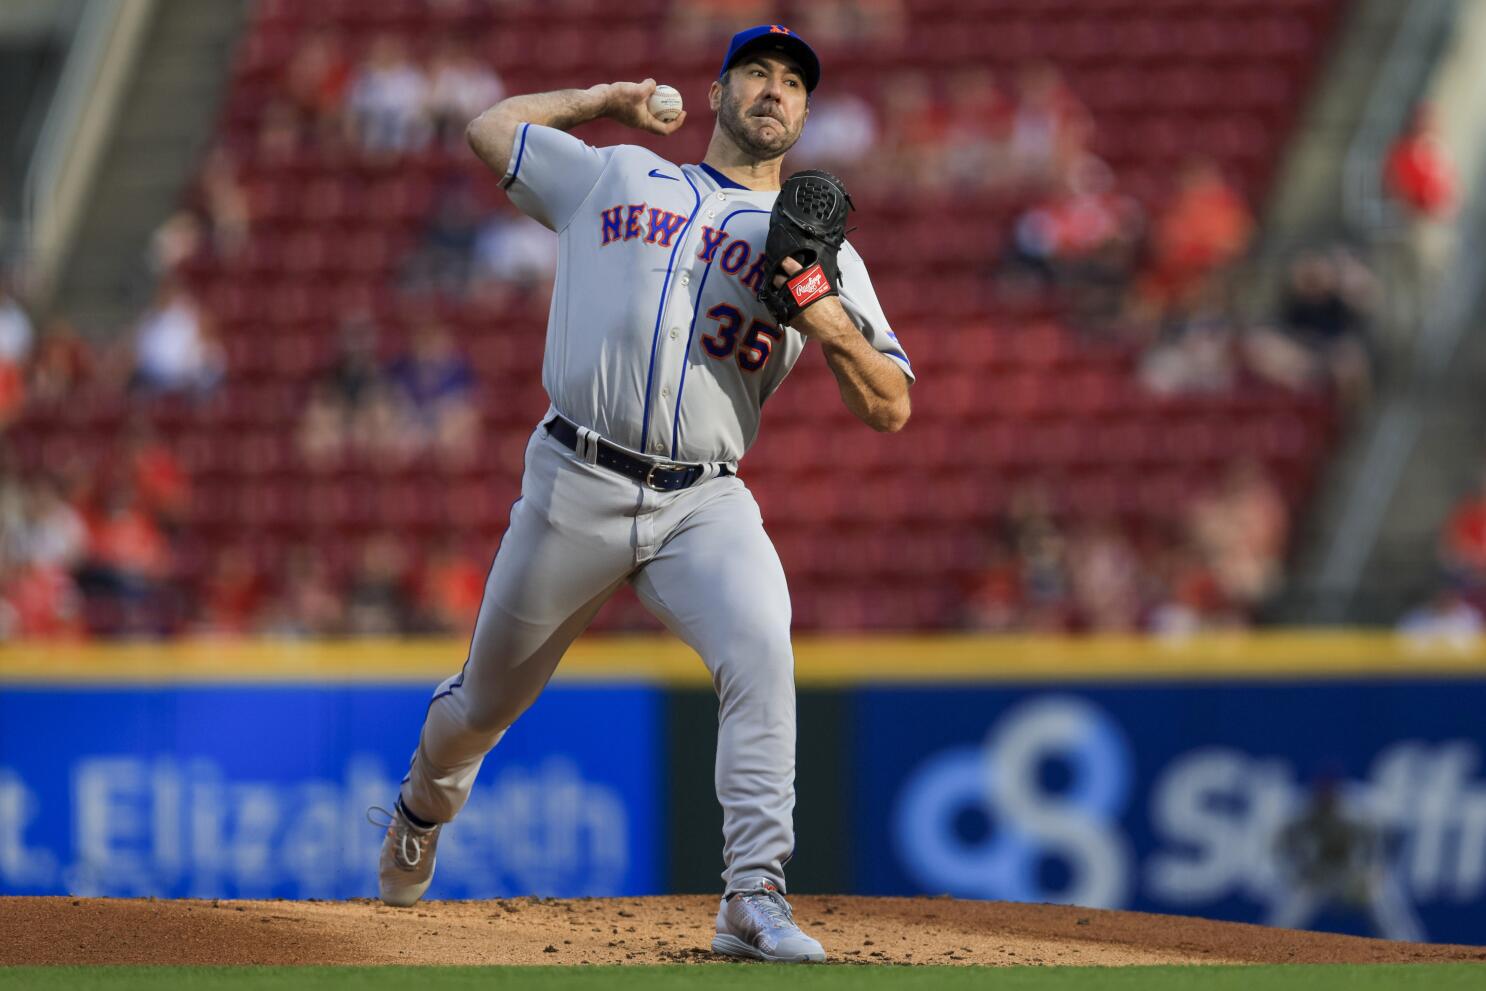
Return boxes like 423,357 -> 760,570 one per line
3,896 -> 1484,967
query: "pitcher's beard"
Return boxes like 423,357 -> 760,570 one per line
719,89 -> 800,159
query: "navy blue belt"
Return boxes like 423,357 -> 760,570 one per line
545,416 -> 726,492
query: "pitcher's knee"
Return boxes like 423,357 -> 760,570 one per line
462,693 -> 528,736
709,624 -> 795,699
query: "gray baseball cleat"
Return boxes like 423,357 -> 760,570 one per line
368,800 -> 441,907
712,878 -> 826,962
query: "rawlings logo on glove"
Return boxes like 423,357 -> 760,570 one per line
788,264 -> 833,307
757,170 -> 854,324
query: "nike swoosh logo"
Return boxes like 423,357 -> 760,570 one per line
648,169 -> 679,181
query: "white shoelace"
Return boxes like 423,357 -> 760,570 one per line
366,805 -> 431,869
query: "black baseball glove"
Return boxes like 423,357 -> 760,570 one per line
756,169 -> 854,324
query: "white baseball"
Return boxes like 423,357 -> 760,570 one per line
648,84 -> 683,123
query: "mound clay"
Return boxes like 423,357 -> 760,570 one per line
3,896 -> 1484,967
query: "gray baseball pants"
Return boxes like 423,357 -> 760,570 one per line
399,419 -> 796,894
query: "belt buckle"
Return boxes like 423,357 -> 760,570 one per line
644,460 -> 685,491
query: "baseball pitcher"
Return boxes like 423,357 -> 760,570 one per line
371,24 -> 913,962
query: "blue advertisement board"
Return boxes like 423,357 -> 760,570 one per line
0,684 -> 662,900
853,680 -> 1486,946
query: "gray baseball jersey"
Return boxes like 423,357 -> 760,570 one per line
501,122 -> 913,464
395,120 -> 911,902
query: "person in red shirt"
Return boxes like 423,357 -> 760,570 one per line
1385,105 -> 1457,219
1141,156 -> 1254,312
78,485 -> 172,634
124,418 -> 190,524
1384,104 -> 1458,317
1440,469 -> 1486,587
197,545 -> 266,636
282,28 -> 353,143
415,533 -> 486,635
2,561 -> 85,639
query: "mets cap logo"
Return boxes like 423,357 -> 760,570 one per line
769,24 -> 791,34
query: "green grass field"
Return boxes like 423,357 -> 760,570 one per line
2,966 -> 1483,991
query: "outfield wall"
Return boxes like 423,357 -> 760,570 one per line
2,634 -> 1484,944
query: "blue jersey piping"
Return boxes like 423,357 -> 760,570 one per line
697,162 -> 749,191
669,206 -> 770,459
500,123 -> 531,190
638,168 -> 702,450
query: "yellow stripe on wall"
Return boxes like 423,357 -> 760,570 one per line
1,632 -> 1484,686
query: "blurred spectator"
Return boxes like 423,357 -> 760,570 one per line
298,380 -> 351,469
1140,157 -> 1253,312
257,99 -> 303,164
1006,61 -> 1094,191
123,418 -> 190,525
130,281 -> 226,396
1385,105 -> 1457,219
15,476 -> 88,572
282,28 -> 352,139
415,532 -> 486,634
669,0 -> 774,47
425,38 -> 505,147
1384,104 -> 1457,307
1275,248 -> 1374,408
346,36 -> 431,157
1186,460 -> 1287,609
790,91 -> 879,176
0,278 -> 34,426
1145,541 -> 1236,636
0,533 -> 84,640
198,148 -> 251,260
386,322 -> 480,465
1397,586 -> 1483,648
326,313 -> 384,412
1138,280 -> 1239,396
877,71 -> 949,190
149,210 -> 206,276
359,383 -> 424,469
942,67 -> 1013,189
1006,482 -> 1073,631
1439,468 -> 1486,587
1004,154 -> 1143,319
0,475 -> 85,638
298,313 -> 422,468
345,533 -> 412,635
76,485 -> 172,633
29,315 -> 95,403
470,204 -> 558,298
0,277 -> 34,366
797,0 -> 906,45
1065,519 -> 1142,632
195,546 -> 267,636
0,356 -> 25,430
1242,248 -> 1379,410
403,178 -> 486,295
962,533 -> 1023,632
261,547 -> 344,637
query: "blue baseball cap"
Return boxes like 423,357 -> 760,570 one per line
720,24 -> 821,92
